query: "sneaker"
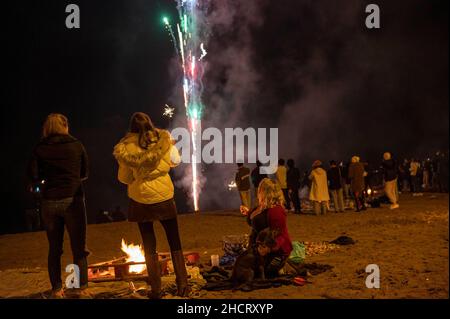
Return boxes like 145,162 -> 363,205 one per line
390,204 -> 399,210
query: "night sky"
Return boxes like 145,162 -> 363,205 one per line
2,0 -> 448,233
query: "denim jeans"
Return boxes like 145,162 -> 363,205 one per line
41,197 -> 89,290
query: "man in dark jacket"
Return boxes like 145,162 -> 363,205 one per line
28,113 -> 89,298
382,152 -> 399,209
251,161 -> 267,200
235,163 -> 251,209
286,159 -> 302,214
328,161 -> 345,213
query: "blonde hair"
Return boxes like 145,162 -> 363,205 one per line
257,178 -> 285,209
42,113 -> 69,138
351,156 -> 360,163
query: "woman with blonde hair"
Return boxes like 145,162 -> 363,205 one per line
113,112 -> 189,298
28,113 -> 90,298
241,178 -> 293,278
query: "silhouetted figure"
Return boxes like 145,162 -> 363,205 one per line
276,159 -> 291,211
251,161 -> 268,199
328,160 -> 345,213
286,159 -> 301,214
348,156 -> 366,212
382,152 -> 399,209
235,163 -> 251,209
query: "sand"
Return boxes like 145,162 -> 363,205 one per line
0,193 -> 448,299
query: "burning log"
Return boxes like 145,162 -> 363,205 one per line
87,239 -> 200,283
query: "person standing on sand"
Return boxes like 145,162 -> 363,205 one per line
276,159 -> 291,211
327,160 -> 345,213
286,159 -> 302,214
28,114 -> 90,299
309,160 -> 330,215
251,160 -> 268,203
113,112 -> 189,299
409,158 -> 421,194
348,156 -> 366,212
235,163 -> 251,209
382,152 -> 400,210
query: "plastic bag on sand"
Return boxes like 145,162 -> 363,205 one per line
288,241 -> 306,264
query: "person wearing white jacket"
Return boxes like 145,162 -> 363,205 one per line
113,112 -> 189,299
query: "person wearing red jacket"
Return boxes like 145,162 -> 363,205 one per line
242,178 -> 293,278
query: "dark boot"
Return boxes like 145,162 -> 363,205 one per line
146,254 -> 162,299
171,250 -> 191,297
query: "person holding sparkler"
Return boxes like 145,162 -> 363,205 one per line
113,112 -> 190,298
235,163 -> 251,210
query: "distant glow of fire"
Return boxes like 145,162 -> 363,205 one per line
367,188 -> 372,195
120,239 -> 146,274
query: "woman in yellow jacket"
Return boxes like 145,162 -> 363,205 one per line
113,112 -> 189,298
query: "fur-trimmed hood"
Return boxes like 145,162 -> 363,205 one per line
113,129 -> 172,171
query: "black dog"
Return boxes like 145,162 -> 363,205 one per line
231,228 -> 277,291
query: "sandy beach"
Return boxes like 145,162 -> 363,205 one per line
0,193 -> 448,299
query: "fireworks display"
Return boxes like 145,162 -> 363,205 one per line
164,0 -> 207,212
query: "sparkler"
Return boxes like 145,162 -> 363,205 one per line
163,1 -> 207,212
228,180 -> 237,191
163,104 -> 175,118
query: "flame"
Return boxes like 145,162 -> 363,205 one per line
367,188 -> 372,195
120,239 -> 146,274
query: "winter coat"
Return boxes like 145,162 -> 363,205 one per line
327,166 -> 343,190
235,166 -> 251,191
251,167 -> 267,189
276,165 -> 288,189
113,130 -> 180,205
28,134 -> 88,199
348,162 -> 365,193
287,167 -> 301,190
382,159 -> 398,182
309,167 -> 330,202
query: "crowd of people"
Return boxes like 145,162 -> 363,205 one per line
26,111 -> 448,299
234,151 -> 449,215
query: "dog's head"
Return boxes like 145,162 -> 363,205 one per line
256,228 -> 278,257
